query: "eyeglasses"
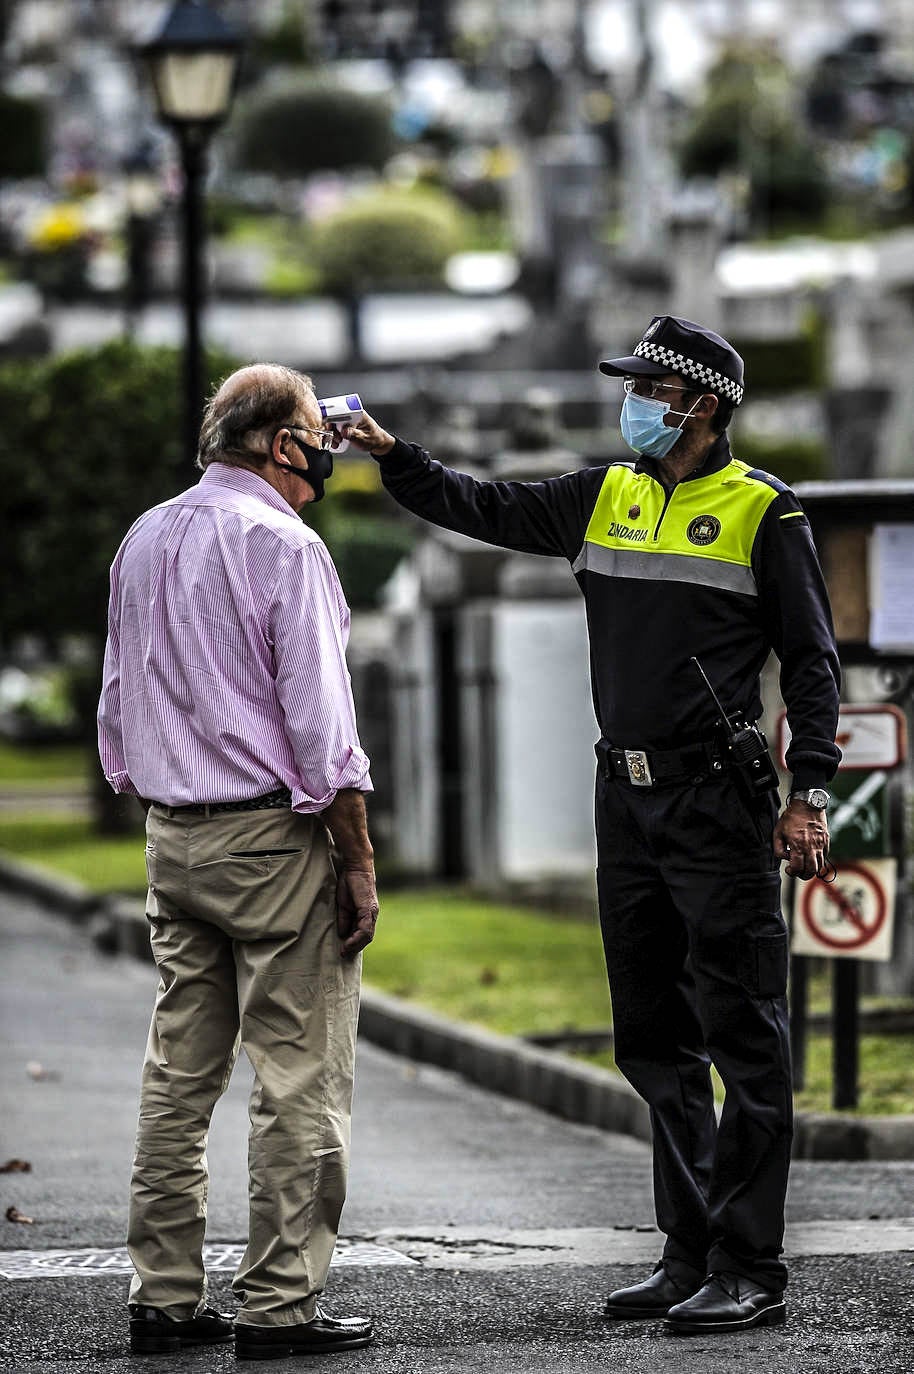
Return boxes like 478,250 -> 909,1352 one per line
288,422 -> 336,451
624,377 -> 695,400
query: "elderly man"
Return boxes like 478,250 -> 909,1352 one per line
346,317 -> 840,1336
98,364 -> 377,1361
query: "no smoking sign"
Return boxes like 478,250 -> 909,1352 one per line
792,859 -> 896,962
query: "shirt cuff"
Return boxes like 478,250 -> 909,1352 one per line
291,748 -> 373,814
105,770 -> 139,796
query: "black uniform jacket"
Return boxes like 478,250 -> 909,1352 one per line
377,433 -> 841,791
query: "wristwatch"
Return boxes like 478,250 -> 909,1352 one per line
788,788 -> 830,810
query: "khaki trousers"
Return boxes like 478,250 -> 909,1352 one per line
127,804 -> 360,1327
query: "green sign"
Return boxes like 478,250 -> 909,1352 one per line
826,771 -> 890,860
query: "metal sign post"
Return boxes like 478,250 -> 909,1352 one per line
780,704 -> 906,1109
787,483 -> 914,1111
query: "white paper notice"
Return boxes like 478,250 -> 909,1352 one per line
869,524 -> 914,650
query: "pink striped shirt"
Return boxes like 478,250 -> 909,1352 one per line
98,463 -> 372,812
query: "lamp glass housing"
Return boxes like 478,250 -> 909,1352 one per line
147,50 -> 237,124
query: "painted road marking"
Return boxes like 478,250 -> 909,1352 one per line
0,1239 -> 417,1280
2,1219 -> 914,1279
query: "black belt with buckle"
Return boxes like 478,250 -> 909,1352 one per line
596,738 -> 724,788
157,786 -> 293,816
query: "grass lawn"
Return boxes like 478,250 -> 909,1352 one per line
0,813 -> 145,892
364,888 -> 609,1038
0,742 -> 89,787
794,1034 -> 914,1117
1,814 -> 913,1115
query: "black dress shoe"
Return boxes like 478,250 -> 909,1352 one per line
604,1261 -> 704,1319
235,1307 -> 374,1360
665,1272 -> 786,1333
128,1303 -> 234,1355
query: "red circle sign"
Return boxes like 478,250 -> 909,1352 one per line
800,862 -> 887,952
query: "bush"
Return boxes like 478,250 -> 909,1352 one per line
312,188 -> 464,293
732,309 -> 828,395
0,90 -> 46,177
732,331 -> 827,394
319,513 -> 415,609
729,433 -> 827,486
231,78 -> 396,178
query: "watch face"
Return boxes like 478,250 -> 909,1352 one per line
808,789 -> 829,809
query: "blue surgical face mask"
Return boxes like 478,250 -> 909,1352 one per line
620,391 -> 699,459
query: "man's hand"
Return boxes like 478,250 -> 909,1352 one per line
321,790 -> 377,958
773,799 -> 830,880
335,865 -> 379,959
342,411 -> 395,459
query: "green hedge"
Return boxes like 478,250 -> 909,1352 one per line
231,78 -> 396,178
730,308 -> 828,395
730,433 -> 827,485
0,90 -> 46,177
312,188 -> 465,292
0,342 -> 412,655
318,513 -> 415,608
734,334 -> 827,394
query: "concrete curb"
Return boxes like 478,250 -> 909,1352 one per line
0,852 -> 101,920
1,853 -> 912,1160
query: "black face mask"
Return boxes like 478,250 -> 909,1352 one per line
276,434 -> 334,502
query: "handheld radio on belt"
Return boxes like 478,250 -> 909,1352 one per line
690,656 -> 779,803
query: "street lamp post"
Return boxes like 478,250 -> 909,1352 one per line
137,0 -> 243,467
122,139 -> 160,338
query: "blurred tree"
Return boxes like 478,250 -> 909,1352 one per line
0,0 -> 20,50
0,89 -> 46,177
0,341 -> 416,827
251,0 -> 313,67
312,187 -> 464,360
0,341 -> 233,831
231,77 -> 396,177
678,44 -> 830,231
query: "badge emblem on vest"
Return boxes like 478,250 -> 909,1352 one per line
687,514 -> 721,546
628,504 -> 641,519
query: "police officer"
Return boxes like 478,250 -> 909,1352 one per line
346,316 -> 840,1335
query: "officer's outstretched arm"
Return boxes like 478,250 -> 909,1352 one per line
348,412 -> 598,561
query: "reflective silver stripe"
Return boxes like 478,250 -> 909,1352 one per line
572,541 -> 758,597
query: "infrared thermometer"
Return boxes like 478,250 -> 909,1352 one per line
317,393 -> 363,452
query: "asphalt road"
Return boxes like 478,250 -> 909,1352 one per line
1,892 -> 913,1373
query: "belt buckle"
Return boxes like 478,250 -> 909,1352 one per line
624,749 -> 653,787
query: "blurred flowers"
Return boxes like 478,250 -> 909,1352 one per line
27,201 -> 88,253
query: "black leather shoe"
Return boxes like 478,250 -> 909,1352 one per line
665,1272 -> 786,1333
128,1303 -> 234,1355
604,1261 -> 704,1319
235,1307 -> 374,1360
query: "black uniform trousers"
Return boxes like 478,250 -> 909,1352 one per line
595,764 -> 792,1293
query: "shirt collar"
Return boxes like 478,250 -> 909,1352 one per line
199,462 -> 299,518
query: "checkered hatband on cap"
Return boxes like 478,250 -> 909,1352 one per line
633,340 -> 744,404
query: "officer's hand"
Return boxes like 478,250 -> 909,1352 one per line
773,800 -> 830,881
343,412 -> 395,459
335,865 -> 380,958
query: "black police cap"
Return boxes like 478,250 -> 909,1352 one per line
599,315 -> 745,405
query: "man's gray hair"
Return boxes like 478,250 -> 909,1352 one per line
197,364 -> 315,471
